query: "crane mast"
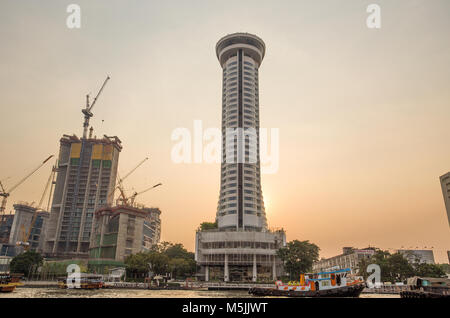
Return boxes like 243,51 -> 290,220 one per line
108,157 -> 149,205
82,76 -> 110,139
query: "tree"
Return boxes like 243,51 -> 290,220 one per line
437,264 -> 450,274
147,251 -> 170,275
164,243 -> 193,259
385,253 -> 415,282
9,251 -> 43,277
414,263 -> 446,278
124,242 -> 197,280
276,240 -> 319,280
198,222 -> 218,231
124,252 -> 150,279
356,250 -> 446,283
169,258 -> 196,279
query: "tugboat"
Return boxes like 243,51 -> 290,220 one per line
58,273 -> 104,289
249,268 -> 366,297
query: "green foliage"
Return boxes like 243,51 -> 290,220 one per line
198,222 -> 218,231
358,250 -> 446,283
276,240 -> 320,280
437,263 -> 450,274
124,242 -> 197,280
169,258 -> 195,279
40,262 -> 67,277
165,243 -> 194,259
414,263 -> 446,278
124,252 -> 150,277
9,251 -> 43,276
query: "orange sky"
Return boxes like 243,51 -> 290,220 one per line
0,0 -> 449,262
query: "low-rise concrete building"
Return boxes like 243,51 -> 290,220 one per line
89,205 -> 161,264
195,229 -> 286,282
313,247 -> 376,274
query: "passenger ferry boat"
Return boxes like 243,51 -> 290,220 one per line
249,268 -> 366,297
58,274 -> 104,289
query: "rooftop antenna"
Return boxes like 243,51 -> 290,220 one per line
82,76 -> 110,139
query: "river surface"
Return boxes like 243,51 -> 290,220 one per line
0,288 -> 399,298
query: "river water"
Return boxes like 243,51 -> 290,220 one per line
0,288 -> 399,298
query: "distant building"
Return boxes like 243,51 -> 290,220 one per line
9,203 -> 49,253
89,205 -> 162,265
142,207 -> 161,247
0,245 -> 14,257
312,247 -> 376,274
440,172 -> 450,226
44,134 -> 122,259
0,256 -> 12,273
0,214 -> 14,244
397,249 -> 435,264
0,214 -> 15,257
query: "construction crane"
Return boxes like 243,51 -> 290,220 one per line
17,163 -> 57,250
82,76 -> 110,139
0,155 -> 53,243
108,157 -> 149,205
0,155 -> 54,218
129,183 -> 162,206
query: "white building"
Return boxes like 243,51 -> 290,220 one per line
312,248 -> 376,274
195,33 -> 286,282
397,249 -> 435,264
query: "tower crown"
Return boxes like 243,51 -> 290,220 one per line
216,33 -> 266,67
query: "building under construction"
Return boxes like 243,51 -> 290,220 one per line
9,203 -> 49,253
88,205 -> 161,271
44,134 -> 122,259
0,214 -> 14,256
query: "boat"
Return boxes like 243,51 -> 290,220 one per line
249,268 -> 366,297
0,274 -> 22,293
400,276 -> 450,298
58,273 -> 104,289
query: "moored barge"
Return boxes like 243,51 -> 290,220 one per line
400,276 -> 450,299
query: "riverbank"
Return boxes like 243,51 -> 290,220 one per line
1,287 -> 399,298
18,281 -> 407,295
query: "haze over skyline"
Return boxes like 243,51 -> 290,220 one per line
0,0 -> 449,262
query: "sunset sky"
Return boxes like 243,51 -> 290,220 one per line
0,0 -> 449,262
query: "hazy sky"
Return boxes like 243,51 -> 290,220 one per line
0,0 -> 449,262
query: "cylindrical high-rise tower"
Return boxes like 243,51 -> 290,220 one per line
215,33 -> 267,231
195,33 -> 286,282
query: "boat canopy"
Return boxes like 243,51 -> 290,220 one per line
315,268 -> 351,275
